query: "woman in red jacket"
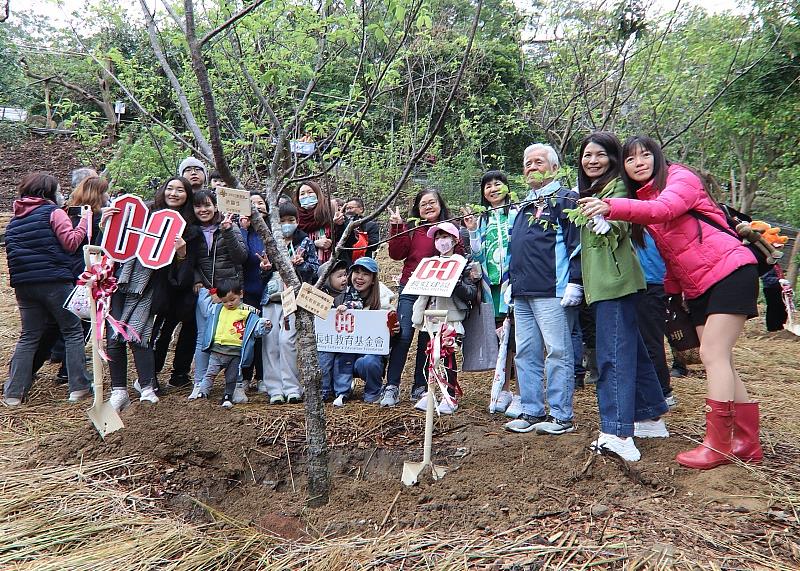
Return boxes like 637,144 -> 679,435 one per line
579,135 -> 761,470
380,189 -> 467,407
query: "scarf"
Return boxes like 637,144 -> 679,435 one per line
297,206 -> 321,234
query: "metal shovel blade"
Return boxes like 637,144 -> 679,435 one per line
401,461 -> 448,486
87,401 -> 124,439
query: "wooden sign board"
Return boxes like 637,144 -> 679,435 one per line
314,309 -> 390,355
281,286 -> 297,316
100,194 -> 186,270
296,282 -> 334,319
216,187 -> 251,217
401,254 -> 467,297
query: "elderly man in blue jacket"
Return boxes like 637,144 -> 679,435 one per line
504,144 -> 583,435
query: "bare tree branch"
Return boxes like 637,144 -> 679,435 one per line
0,0 -> 9,23
138,0 -> 215,162
199,0 -> 268,47
184,0 -> 238,186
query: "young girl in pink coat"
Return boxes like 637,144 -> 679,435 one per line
579,135 -> 762,470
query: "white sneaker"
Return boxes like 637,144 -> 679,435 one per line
132,379 -> 142,394
68,388 -> 91,402
379,385 -> 400,407
490,390 -> 513,414
257,380 -> 269,394
109,389 -> 130,412
188,384 -> 207,400
269,394 -> 285,405
333,394 -> 346,407
665,394 -> 678,409
590,432 -> 641,462
139,387 -> 159,404
634,418 -> 670,438
437,399 -> 458,415
2,397 -> 22,407
504,394 -> 522,419
414,392 -> 436,411
232,385 -> 249,404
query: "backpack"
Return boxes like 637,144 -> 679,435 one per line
687,203 -> 774,276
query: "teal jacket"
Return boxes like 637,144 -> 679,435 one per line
580,179 -> 645,305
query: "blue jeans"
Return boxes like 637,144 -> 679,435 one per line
593,293 -> 668,437
385,289 -> 425,391
354,354 -> 385,401
319,351 -> 354,397
513,296 -> 576,422
193,289 -> 210,384
5,282 -> 91,399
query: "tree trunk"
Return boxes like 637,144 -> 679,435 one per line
248,205 -> 329,506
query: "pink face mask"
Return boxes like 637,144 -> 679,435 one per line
434,237 -> 454,254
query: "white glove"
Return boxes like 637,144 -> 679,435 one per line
560,283 -> 583,307
591,215 -> 611,235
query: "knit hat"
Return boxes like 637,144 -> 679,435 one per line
177,157 -> 208,183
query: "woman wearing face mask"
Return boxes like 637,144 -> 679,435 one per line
575,132 -> 668,462
185,190 -> 248,400
381,189 -> 468,408
3,172 -> 92,406
579,135 -> 761,470
294,182 -> 343,264
150,176 -> 198,390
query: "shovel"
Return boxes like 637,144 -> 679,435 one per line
402,310 -> 449,486
84,245 -> 124,438
783,285 -> 800,337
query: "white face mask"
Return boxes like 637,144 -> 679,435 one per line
434,237 -> 454,254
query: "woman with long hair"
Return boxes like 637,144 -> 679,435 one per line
186,189 -> 248,400
293,181 -> 343,264
579,135 -> 761,469
3,172 -> 92,406
576,132 -> 668,462
380,188 -> 468,407
151,176 -> 198,389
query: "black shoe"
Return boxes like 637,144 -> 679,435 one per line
55,364 -> 68,384
574,374 -> 585,389
221,394 -> 234,408
167,373 -> 192,388
411,385 -> 427,401
670,366 -> 687,378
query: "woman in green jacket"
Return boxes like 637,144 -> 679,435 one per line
577,132 -> 668,462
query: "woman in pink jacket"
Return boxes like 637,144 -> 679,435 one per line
579,135 -> 761,470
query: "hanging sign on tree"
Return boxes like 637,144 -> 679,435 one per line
100,194 -> 186,269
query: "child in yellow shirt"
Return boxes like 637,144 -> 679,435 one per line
191,280 -> 270,407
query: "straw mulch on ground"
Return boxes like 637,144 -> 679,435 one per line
1,250 -> 799,569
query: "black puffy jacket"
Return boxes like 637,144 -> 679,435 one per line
187,222 -> 248,288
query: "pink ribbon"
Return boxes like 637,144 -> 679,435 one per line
78,257 -> 140,360
425,324 -> 462,400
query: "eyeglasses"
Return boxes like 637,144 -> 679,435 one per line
419,200 -> 439,208
184,166 -> 204,173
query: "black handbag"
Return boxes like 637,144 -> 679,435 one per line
665,296 -> 700,352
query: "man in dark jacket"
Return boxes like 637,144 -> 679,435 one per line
340,198 -> 380,263
504,144 -> 582,436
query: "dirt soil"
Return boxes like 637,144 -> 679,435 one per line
1,159 -> 799,566
0,244 -> 796,567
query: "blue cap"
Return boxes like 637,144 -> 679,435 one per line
351,256 -> 379,274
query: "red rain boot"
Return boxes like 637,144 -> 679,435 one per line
676,399 -> 734,470
731,401 -> 763,463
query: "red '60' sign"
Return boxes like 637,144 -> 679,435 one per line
100,194 -> 186,269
